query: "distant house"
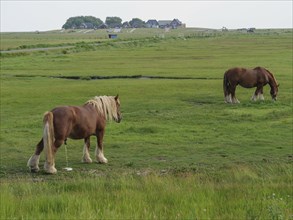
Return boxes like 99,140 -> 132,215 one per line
170,19 -> 182,28
80,22 -> 94,29
158,19 -> 182,29
98,23 -> 108,29
158,20 -> 172,28
146,20 -> 159,28
122,21 -> 130,28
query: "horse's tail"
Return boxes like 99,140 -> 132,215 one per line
43,111 -> 56,173
223,71 -> 230,96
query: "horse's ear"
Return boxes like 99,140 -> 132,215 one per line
115,94 -> 119,100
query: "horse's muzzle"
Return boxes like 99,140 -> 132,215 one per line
116,116 -> 122,123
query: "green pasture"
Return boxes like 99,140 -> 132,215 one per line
0,29 -> 292,219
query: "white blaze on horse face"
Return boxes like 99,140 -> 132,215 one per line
95,146 -> 108,164
82,144 -> 92,163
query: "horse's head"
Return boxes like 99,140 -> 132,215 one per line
270,84 -> 279,101
114,95 -> 122,123
264,69 -> 279,101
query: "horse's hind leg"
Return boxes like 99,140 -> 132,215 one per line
27,139 -> 44,172
82,137 -> 92,163
224,91 -> 232,103
224,77 -> 232,103
231,86 -> 240,103
44,139 -> 63,174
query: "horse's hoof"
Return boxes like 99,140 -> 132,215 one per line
44,169 -> 57,175
97,158 -> 108,164
96,154 -> 108,164
44,165 -> 57,174
82,158 -> 93,163
29,167 -> 40,173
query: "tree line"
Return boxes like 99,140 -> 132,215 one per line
62,16 -> 146,29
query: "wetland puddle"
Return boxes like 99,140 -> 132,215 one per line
10,74 -> 220,81
52,75 -> 220,80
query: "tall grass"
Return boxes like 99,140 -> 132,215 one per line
1,163 -> 292,219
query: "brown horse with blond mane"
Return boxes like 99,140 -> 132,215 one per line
223,67 -> 279,103
27,95 -> 122,174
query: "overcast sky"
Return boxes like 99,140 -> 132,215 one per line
1,0 -> 292,32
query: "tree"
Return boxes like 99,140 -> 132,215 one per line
62,16 -> 103,29
129,18 -> 145,28
62,16 -> 82,29
83,16 -> 103,27
105,17 -> 122,28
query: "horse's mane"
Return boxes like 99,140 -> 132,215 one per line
85,96 -> 118,121
263,67 -> 278,86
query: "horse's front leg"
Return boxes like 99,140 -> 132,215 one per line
27,139 -> 44,172
258,87 -> 265,100
95,129 -> 108,164
251,86 -> 264,101
82,137 -> 92,163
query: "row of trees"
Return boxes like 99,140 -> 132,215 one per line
62,16 -> 103,29
62,16 -> 149,29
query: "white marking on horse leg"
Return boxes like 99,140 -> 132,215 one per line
44,161 -> 57,174
251,94 -> 258,101
259,94 -> 265,100
229,94 -> 234,103
225,95 -> 232,103
82,144 -> 92,163
232,97 -> 240,104
95,146 -> 108,164
27,155 -> 40,172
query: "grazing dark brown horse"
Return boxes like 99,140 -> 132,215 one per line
223,67 -> 279,103
27,95 -> 122,174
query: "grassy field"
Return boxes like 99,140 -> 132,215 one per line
0,28 -> 292,219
